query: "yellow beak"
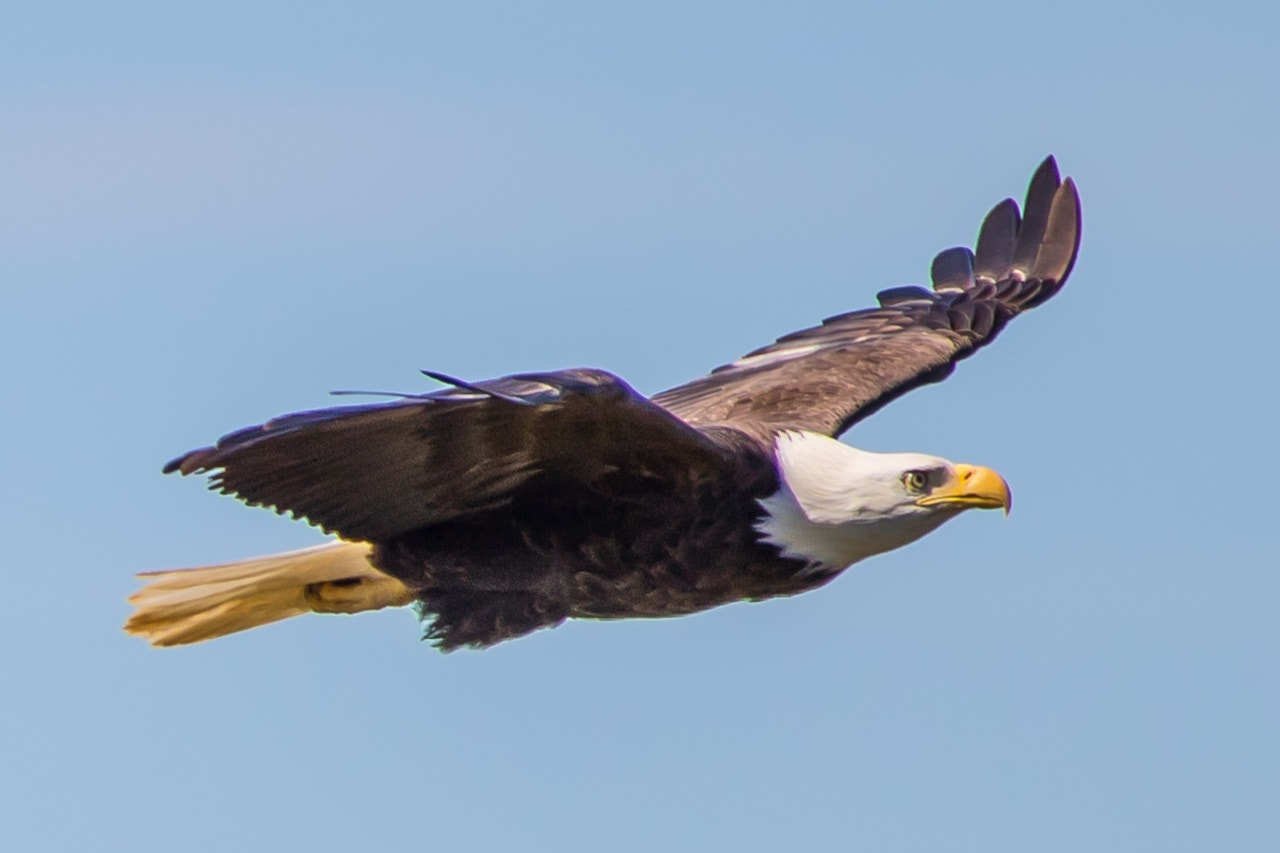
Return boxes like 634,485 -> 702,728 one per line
915,463 -> 1012,514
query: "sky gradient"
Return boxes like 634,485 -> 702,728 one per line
4,3 -> 1279,851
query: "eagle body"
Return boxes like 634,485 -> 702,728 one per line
372,427 -> 825,649
127,157 -> 1081,651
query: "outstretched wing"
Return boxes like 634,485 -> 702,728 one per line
651,156 -> 1081,440
165,368 -> 735,542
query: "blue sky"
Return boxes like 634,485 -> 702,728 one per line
4,3 -> 1279,851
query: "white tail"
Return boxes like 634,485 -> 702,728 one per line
125,540 -> 416,646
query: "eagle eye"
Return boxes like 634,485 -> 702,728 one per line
903,470 -> 929,493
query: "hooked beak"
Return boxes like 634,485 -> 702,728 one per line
915,464 -> 1012,514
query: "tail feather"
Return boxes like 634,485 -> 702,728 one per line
125,540 -> 416,646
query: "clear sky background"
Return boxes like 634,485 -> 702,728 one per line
3,2 -> 1278,851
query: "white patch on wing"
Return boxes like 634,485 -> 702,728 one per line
731,342 -> 823,370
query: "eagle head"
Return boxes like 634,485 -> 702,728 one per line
756,431 -> 1011,572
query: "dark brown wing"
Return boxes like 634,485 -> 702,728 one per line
165,368 -> 737,541
651,156 -> 1081,440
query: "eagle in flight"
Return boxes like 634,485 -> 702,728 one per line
127,157 -> 1081,651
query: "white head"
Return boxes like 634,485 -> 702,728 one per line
756,431 -> 1011,572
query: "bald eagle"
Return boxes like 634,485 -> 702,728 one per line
126,157 -> 1080,651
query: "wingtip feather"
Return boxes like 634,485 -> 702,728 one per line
973,198 -> 1021,283
1031,175 -> 1082,286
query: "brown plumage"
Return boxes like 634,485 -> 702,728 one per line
127,157 -> 1080,650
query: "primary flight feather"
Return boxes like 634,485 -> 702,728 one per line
127,157 -> 1081,650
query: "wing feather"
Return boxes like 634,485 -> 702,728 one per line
166,368 -> 735,541
651,156 -> 1081,439
973,198 -> 1021,283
